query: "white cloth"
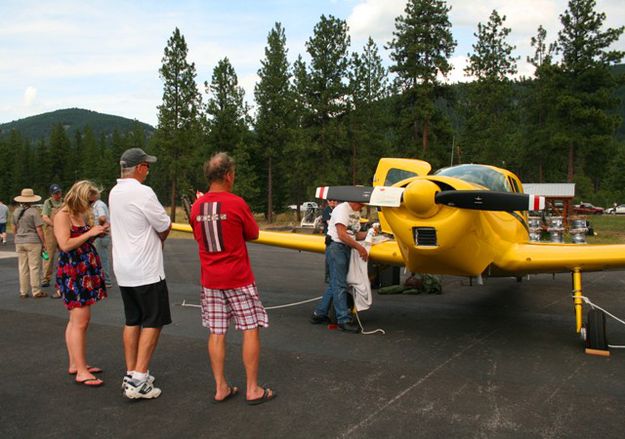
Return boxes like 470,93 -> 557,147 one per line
347,242 -> 371,311
109,178 -> 171,287
92,199 -> 109,222
327,202 -> 361,243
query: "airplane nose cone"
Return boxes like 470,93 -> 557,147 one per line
404,179 -> 440,218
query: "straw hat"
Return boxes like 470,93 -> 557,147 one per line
14,188 -> 42,203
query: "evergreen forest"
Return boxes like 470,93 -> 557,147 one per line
0,0 -> 623,221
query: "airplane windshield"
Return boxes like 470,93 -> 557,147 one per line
434,164 -> 511,192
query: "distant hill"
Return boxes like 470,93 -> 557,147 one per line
0,108 -> 155,141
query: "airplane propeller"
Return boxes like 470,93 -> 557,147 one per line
315,184 -> 545,212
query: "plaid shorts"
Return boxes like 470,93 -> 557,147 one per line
200,283 -> 269,335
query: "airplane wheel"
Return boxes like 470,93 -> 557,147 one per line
585,308 -> 608,350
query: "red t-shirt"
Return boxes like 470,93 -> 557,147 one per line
190,191 -> 259,289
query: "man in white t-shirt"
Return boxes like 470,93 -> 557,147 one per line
310,201 -> 368,333
109,147 -> 172,400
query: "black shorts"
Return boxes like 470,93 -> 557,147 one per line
120,279 -> 172,328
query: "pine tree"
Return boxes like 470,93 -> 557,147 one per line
462,10 -> 520,166
254,23 -> 293,221
387,0 -> 456,157
205,57 -> 258,205
348,37 -> 390,183
156,27 -> 203,221
48,123 -> 72,189
554,0 -> 624,187
521,26 -> 560,182
305,15 -> 351,184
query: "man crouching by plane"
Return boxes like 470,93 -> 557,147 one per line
190,152 -> 275,405
310,200 -> 368,333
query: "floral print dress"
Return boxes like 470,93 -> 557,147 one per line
56,224 -> 107,310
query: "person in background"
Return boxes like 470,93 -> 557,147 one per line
54,180 -> 108,387
92,193 -> 112,288
0,199 -> 8,244
110,147 -> 172,400
13,188 -> 47,298
41,184 -> 63,298
310,201 -> 368,333
190,152 -> 275,405
321,199 -> 338,283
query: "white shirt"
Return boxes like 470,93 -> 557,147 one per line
327,202 -> 361,243
109,178 -> 171,287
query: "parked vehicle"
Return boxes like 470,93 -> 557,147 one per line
606,204 -> 625,215
573,202 -> 604,215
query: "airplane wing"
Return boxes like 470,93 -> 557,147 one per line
172,223 -> 405,266
496,242 -> 625,274
254,231 -> 405,266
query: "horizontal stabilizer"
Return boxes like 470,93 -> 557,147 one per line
435,191 -> 545,211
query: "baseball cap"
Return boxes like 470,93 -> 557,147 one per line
120,148 -> 157,168
49,184 -> 62,194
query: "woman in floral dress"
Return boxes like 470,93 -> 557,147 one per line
54,180 -> 109,387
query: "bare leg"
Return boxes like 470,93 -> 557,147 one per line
208,333 -> 230,400
242,328 -> 271,400
134,327 -> 162,373
123,325 -> 140,372
66,320 -> 74,372
68,306 -> 99,383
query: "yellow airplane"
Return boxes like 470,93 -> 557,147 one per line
173,158 -> 625,353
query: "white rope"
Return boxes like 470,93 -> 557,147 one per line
579,295 -> 625,326
353,308 -> 386,335
180,296 -> 323,310
265,296 -> 322,310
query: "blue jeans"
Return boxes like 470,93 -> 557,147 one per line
94,235 -> 111,283
315,241 -> 352,324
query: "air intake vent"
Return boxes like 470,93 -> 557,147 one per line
413,227 -> 437,246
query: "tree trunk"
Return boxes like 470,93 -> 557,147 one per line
169,177 -> 177,223
422,118 -> 429,157
567,143 -> 574,183
352,138 -> 357,185
267,157 -> 273,223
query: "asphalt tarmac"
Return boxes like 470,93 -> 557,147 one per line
1,237 -> 625,438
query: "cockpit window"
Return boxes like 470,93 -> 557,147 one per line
385,168 -> 418,186
434,164 -> 510,192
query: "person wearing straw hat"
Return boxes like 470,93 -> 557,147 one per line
13,188 -> 47,298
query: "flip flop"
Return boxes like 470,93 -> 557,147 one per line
247,387 -> 277,406
75,378 -> 103,387
68,366 -> 103,375
212,386 -> 239,404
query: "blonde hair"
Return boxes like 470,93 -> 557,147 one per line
63,180 -> 101,217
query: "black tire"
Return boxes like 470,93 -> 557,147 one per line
585,308 -> 608,350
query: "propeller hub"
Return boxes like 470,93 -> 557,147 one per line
404,179 -> 440,218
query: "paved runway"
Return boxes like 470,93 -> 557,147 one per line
1,238 -> 625,438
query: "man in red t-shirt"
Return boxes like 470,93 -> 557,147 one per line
190,152 -> 276,406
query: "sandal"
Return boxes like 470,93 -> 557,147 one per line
212,386 -> 239,404
69,366 -> 103,375
75,378 -> 103,387
247,387 -> 277,406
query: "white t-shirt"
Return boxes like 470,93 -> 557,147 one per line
109,178 -> 171,287
327,202 -> 361,243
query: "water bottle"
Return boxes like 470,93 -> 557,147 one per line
41,250 -> 49,261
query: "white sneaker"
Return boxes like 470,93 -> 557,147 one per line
121,373 -> 155,391
124,379 -> 161,400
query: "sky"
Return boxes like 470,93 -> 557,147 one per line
1,0 -> 623,127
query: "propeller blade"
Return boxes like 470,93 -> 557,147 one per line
315,186 -> 404,207
435,191 -> 545,211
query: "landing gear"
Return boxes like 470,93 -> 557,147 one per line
583,309 -> 609,353
572,268 -> 610,356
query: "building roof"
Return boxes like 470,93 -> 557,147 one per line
523,183 -> 576,197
